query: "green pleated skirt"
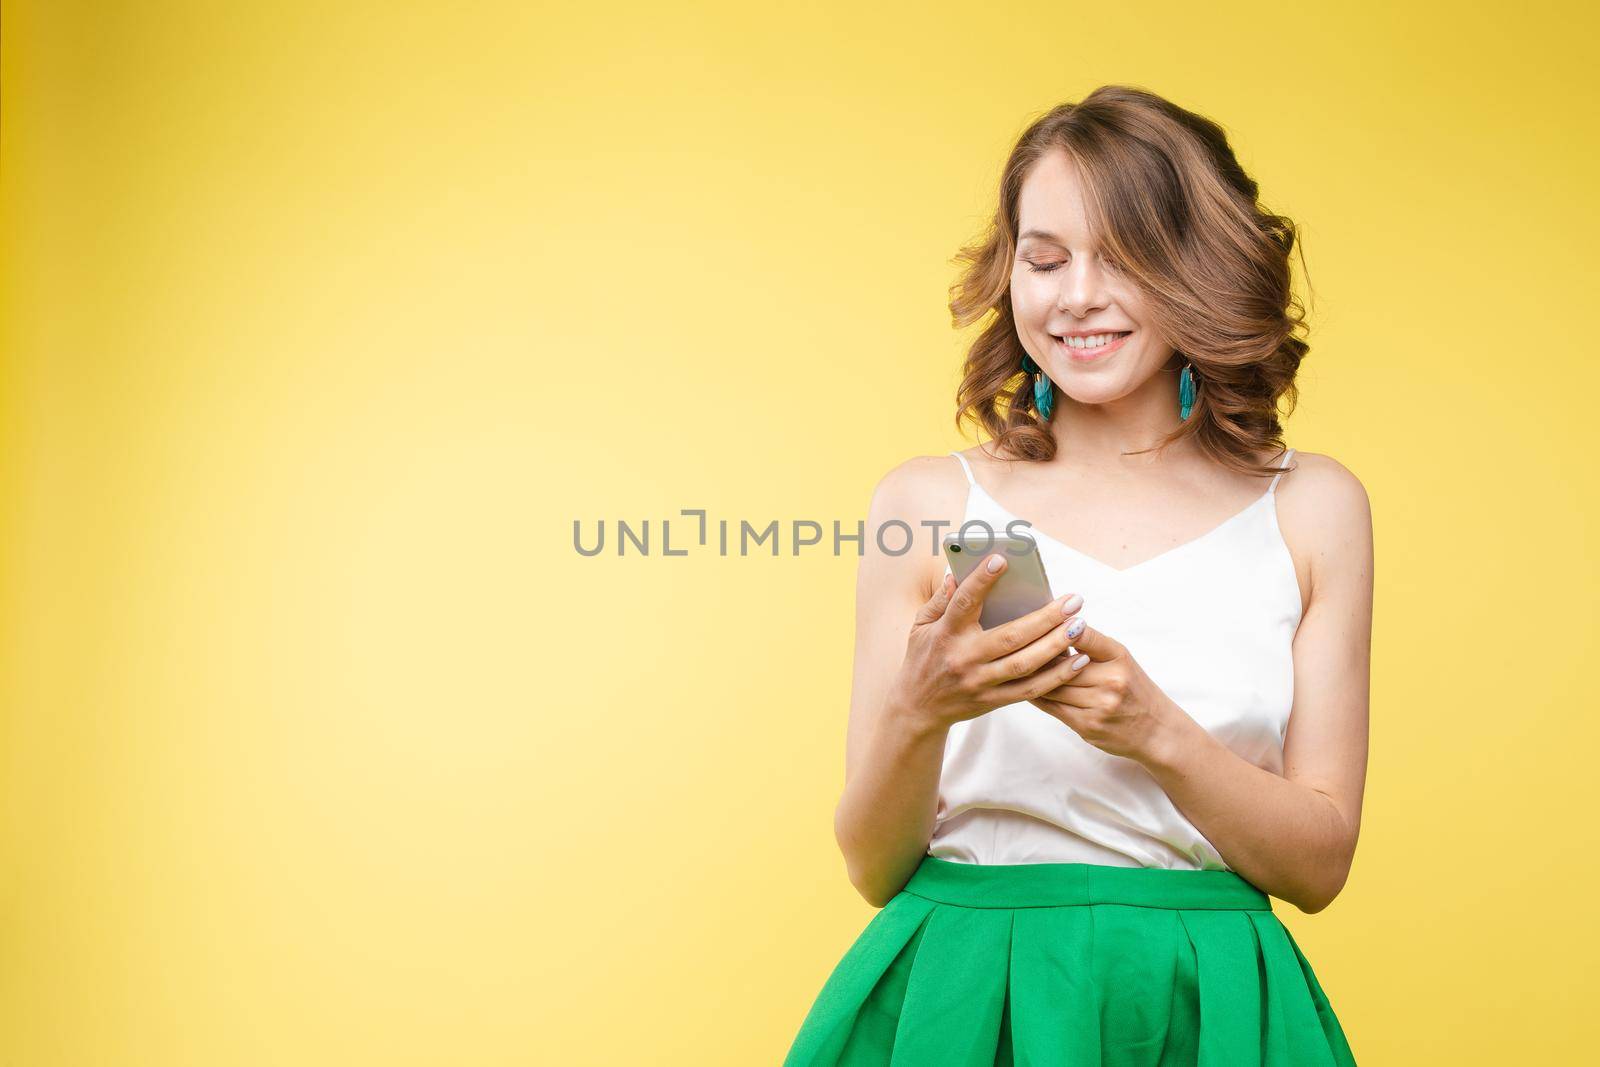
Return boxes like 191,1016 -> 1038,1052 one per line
783,855 -> 1357,1066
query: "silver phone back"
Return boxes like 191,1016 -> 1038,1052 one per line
941,533 -> 1055,629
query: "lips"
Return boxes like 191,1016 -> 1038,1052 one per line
1052,330 -> 1133,362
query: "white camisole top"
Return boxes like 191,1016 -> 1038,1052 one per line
931,448 -> 1301,871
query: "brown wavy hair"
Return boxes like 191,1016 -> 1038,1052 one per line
950,85 -> 1312,477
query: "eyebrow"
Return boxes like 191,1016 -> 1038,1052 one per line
1018,229 -> 1063,242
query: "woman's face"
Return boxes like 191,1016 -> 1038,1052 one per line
1009,149 -> 1176,406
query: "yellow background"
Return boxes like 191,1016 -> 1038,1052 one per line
3,1 -> 1595,1063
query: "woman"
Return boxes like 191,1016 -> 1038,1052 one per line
782,85 -> 1370,1066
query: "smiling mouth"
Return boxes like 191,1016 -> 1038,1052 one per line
1053,330 -> 1133,360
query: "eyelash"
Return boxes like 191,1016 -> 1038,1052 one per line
1026,258 -> 1120,274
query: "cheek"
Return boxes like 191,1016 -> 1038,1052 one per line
1010,274 -> 1053,317
1109,286 -> 1146,323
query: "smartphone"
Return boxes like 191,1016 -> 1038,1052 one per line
941,532 -> 1055,629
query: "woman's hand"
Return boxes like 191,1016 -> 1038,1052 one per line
1027,619 -> 1186,763
885,551 -> 1091,734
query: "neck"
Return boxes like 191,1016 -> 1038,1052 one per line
1040,368 -> 1192,472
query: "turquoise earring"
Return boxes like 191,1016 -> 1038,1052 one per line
1021,354 -> 1054,421
1178,362 -> 1197,420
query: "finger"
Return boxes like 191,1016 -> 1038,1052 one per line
1029,696 -> 1080,728
972,592 -> 1083,668
1061,618 -> 1123,663
912,571 -> 957,626
940,551 -> 1010,629
1034,673 -> 1094,706
975,599 -> 1083,684
990,647 -> 1093,706
1032,653 -> 1100,705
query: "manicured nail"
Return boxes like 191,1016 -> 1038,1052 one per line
1061,593 -> 1083,615
1070,653 -> 1089,669
1066,617 -> 1085,638
986,554 -> 1005,573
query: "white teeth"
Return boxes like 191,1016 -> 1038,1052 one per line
1059,332 -> 1127,349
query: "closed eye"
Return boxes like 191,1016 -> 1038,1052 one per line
1024,257 -> 1120,275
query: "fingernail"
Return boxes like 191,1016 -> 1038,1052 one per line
1066,617 -> 1085,638
1070,653 -> 1089,669
1060,593 -> 1083,615
986,554 -> 1005,573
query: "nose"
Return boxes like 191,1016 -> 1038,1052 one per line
1054,258 -> 1110,318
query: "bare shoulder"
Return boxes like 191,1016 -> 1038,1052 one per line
865,451 -> 971,528
1274,449 -> 1375,600
860,451 -> 973,596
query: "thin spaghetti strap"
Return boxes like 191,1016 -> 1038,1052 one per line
949,450 -> 977,487
1268,448 -> 1297,493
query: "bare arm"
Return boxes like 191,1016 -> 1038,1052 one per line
834,456 -> 1086,907
833,694 -> 950,909
1140,456 -> 1374,913
833,459 -> 954,908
